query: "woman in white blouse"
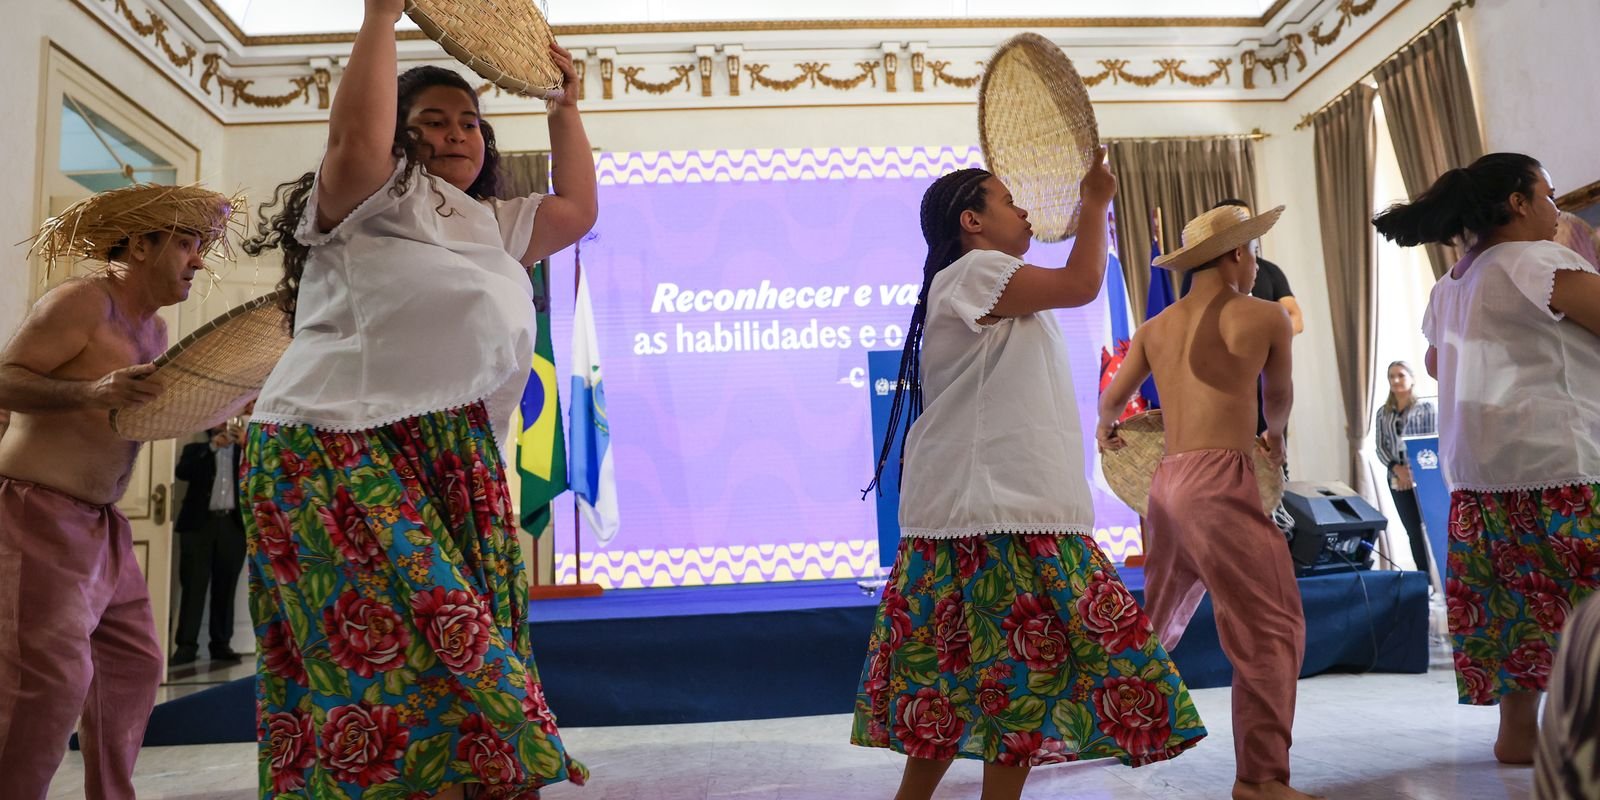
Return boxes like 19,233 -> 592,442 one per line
1374,152 -> 1600,766
850,153 -> 1205,800
237,1 -> 595,796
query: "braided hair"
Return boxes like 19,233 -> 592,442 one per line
864,167 -> 994,497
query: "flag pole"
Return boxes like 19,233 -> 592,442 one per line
529,241 -> 604,600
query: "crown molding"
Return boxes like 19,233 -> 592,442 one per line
82,0 -> 1392,124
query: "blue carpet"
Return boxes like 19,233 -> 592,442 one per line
129,568 -> 1429,745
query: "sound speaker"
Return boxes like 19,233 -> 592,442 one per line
1281,481 -> 1388,577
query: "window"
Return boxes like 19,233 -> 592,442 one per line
58,95 -> 178,192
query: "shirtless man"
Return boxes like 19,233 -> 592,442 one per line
1097,204 -> 1318,800
0,185 -> 231,799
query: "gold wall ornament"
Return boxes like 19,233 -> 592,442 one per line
1243,32 -> 1305,88
882,50 -> 899,93
928,60 -> 983,88
1099,58 -> 1167,87
200,54 -> 328,109
598,49 -> 616,100
1310,0 -> 1381,52
910,49 -> 926,92
724,47 -> 743,96
618,64 -> 696,95
1081,63 -> 1114,87
108,0 -> 198,72
1159,58 -> 1234,87
696,46 -> 716,97
746,63 -> 813,92
807,61 -> 880,90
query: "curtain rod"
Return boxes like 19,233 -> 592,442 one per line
1108,128 -> 1269,143
1293,0 -> 1476,131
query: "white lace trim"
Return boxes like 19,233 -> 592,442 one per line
294,159 -> 407,247
973,256 -> 1025,322
251,397 -> 488,434
900,523 -> 1093,539
1451,475 -> 1600,494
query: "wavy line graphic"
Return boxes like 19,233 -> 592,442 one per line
596,146 -> 987,186
554,528 -> 1144,589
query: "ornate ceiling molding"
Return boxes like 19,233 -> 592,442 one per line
79,0 -> 1398,124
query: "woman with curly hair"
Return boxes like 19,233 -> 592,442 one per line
238,0 -> 596,796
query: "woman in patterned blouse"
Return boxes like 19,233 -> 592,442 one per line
1374,361 -> 1437,576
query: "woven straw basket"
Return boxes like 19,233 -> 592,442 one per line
111,291 -> 291,442
1101,410 -> 1284,517
406,0 -> 563,98
978,32 -> 1100,243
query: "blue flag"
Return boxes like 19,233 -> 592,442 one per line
1142,223 -> 1175,408
1106,251 -> 1132,346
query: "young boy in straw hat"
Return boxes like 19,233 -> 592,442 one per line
1096,204 -> 1320,800
0,183 -> 240,799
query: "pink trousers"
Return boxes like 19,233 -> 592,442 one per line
0,476 -> 163,800
1143,449 -> 1306,784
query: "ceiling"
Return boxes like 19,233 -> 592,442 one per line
206,0 -> 1286,36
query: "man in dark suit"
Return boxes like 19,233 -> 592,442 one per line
172,422 -> 247,665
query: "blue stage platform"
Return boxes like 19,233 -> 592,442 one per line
130,567 -> 1429,745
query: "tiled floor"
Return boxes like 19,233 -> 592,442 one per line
50,650 -> 1533,800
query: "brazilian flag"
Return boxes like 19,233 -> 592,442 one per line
517,259 -> 567,536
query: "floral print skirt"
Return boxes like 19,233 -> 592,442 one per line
1446,483 -> 1600,705
851,532 -> 1206,766
242,402 -> 585,798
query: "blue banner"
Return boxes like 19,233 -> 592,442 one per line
1405,435 -> 1451,584
867,350 -> 905,568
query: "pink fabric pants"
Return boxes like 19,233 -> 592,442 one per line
0,476 -> 163,800
1143,449 -> 1306,784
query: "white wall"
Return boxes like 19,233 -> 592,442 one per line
1,3 -> 227,339
1460,0 -> 1600,193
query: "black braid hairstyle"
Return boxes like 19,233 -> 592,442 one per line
863,167 -> 994,497
243,66 -> 503,332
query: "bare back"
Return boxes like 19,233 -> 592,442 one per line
0,277 -> 165,505
1140,287 -> 1291,455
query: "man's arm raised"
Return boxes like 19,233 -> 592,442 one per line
0,282 -> 161,413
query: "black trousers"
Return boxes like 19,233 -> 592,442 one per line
1389,486 -> 1430,575
175,509 -> 247,652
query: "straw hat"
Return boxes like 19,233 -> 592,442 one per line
978,32 -> 1101,243
110,290 -> 291,442
406,0 -> 563,98
1101,410 -> 1284,517
29,184 -> 244,270
1152,204 -> 1284,272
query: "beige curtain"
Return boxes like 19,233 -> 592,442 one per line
1374,15 -> 1483,278
1313,85 -> 1379,498
497,150 -> 551,199
1107,138 -> 1259,319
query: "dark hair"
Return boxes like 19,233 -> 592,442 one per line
1212,198 -> 1250,211
243,66 -> 502,331
1372,153 -> 1543,247
864,168 -> 992,497
106,231 -> 164,262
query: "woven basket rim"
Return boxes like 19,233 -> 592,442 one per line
111,290 -> 291,441
406,0 -> 563,98
1101,409 -> 1284,516
978,32 -> 1100,243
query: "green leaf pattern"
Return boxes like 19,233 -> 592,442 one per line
239,406 -> 587,797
